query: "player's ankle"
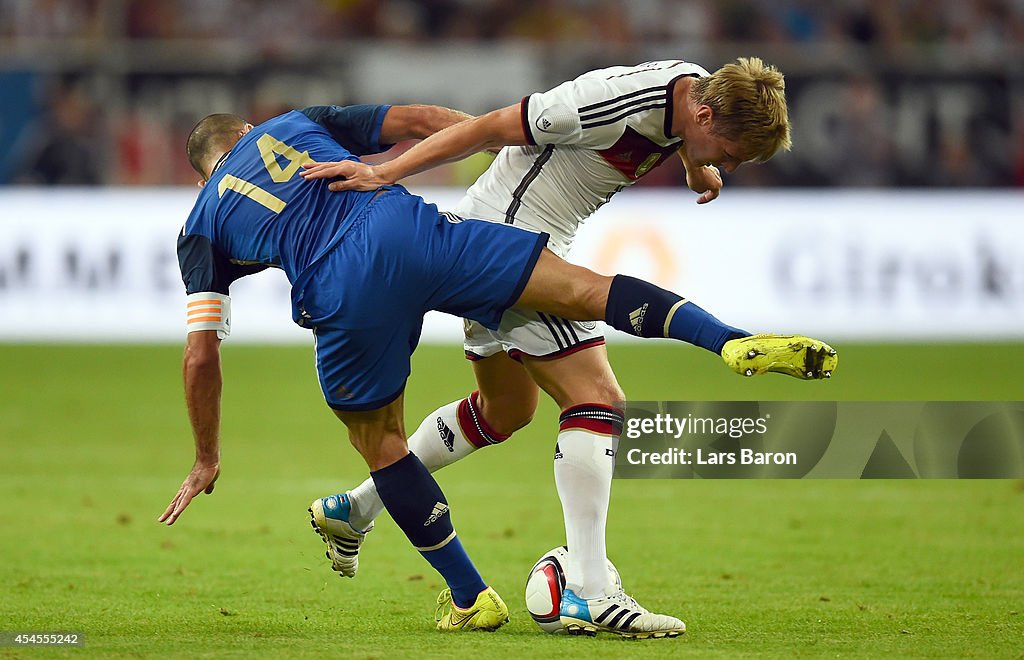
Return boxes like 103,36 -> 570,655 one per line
345,495 -> 375,531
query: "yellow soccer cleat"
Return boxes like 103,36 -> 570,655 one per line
435,586 -> 510,632
722,334 -> 838,380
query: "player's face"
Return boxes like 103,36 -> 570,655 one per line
685,126 -> 748,173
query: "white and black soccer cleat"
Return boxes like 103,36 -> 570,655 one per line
559,587 -> 686,638
308,493 -> 372,578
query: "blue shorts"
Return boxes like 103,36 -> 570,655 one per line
297,190 -> 548,411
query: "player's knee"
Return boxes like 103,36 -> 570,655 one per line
475,401 -> 532,437
344,426 -> 408,470
571,381 -> 624,408
476,393 -> 535,437
601,381 -> 626,406
490,407 -> 535,436
558,379 -> 624,410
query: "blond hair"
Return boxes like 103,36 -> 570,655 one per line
691,57 -> 791,162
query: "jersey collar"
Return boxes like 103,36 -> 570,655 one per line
663,73 -> 700,140
208,151 -> 231,180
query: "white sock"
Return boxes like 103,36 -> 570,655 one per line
346,394 -> 504,530
554,404 -> 621,599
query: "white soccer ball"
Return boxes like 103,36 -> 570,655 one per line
524,545 -> 621,634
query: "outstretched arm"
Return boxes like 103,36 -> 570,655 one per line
378,104 -> 475,144
301,104 -> 526,191
159,329 -> 222,525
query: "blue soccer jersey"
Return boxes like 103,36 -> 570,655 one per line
177,105 -> 395,335
176,103 -> 550,410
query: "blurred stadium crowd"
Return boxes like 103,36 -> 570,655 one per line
2,0 -> 1023,187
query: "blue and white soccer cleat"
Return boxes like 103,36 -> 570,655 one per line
308,493 -> 372,578
559,588 -> 686,639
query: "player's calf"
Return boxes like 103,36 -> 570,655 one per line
603,275 -> 745,353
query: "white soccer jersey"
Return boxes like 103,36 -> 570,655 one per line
454,60 -> 709,256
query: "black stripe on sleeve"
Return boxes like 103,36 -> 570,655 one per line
579,86 -> 664,113
581,102 -> 667,130
580,91 -> 665,123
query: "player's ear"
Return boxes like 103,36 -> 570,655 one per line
240,123 -> 253,137
695,105 -> 713,127
197,179 -> 206,188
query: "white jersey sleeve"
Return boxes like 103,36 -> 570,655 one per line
522,60 -> 710,150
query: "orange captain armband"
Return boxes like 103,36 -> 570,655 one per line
185,292 -> 231,339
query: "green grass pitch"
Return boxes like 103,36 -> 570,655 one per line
1,342 -> 1022,658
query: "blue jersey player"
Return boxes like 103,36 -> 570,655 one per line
158,103 -> 835,632
161,103 -> 535,630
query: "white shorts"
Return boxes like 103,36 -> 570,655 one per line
452,195 -> 603,361
463,310 -> 605,362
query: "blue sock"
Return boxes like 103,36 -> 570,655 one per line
371,452 -> 486,608
604,275 -> 748,354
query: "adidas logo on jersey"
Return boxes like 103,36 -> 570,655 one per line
629,304 -> 649,335
423,502 -> 449,526
437,418 -> 456,453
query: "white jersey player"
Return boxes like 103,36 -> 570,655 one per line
304,57 -> 834,638
458,59 -> 711,361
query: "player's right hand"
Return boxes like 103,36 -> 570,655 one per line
687,164 -> 723,205
301,160 -> 390,192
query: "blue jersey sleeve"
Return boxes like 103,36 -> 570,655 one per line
177,233 -> 268,295
300,104 -> 394,156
